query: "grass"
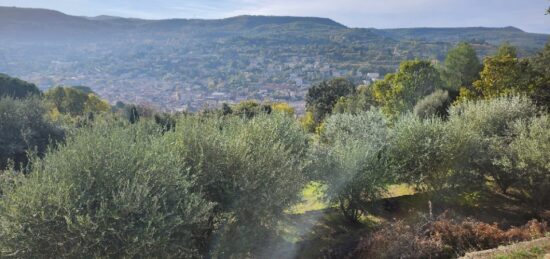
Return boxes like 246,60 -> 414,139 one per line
280,181 -> 546,259
288,182 -> 329,214
494,246 -> 548,259
386,183 -> 416,197
289,182 -> 417,215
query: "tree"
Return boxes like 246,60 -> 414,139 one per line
0,96 -> 64,170
124,105 -> 140,124
387,114 -> 456,191
84,93 -> 111,114
271,102 -> 295,115
232,100 -> 271,118
164,114 -> 309,256
530,40 -> 550,109
305,77 -> 356,123
71,85 -> 95,94
373,60 -> 444,119
318,110 -> 390,223
440,42 -> 482,90
0,73 -> 40,98
300,111 -> 317,133
458,44 -> 542,102
495,42 -> 518,58
333,85 -> 377,114
447,96 -> 539,194
500,114 -> 550,212
0,121 -> 213,257
413,90 -> 451,119
44,86 -> 110,116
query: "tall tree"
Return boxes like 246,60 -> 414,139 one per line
373,60 -> 444,118
530,40 -> 550,108
495,42 -> 518,58
440,42 -> 482,90
306,78 -> 356,123
467,55 -> 539,100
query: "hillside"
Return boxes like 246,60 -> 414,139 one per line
0,6 -> 548,111
380,26 -> 549,52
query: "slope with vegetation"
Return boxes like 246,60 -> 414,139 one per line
0,37 -> 550,258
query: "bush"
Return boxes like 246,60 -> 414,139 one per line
413,89 -> 451,119
164,113 -> 310,256
354,220 -> 446,259
0,121 -> 213,258
318,110 -> 390,222
353,214 -> 548,259
0,96 -> 64,170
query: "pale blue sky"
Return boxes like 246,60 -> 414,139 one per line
1,0 -> 549,33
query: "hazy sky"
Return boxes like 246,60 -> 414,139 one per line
1,0 -> 549,33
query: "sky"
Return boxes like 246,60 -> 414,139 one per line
1,0 -> 549,33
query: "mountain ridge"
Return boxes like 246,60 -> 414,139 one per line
0,6 -> 546,35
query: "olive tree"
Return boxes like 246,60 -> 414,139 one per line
318,110 -> 390,223
0,121 -> 213,258
413,89 -> 451,119
164,113 -> 310,256
387,114 -> 459,191
496,114 -> 550,212
447,96 -> 539,194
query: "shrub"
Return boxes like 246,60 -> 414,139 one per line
413,89 -> 451,119
318,110 -> 390,222
0,96 -> 64,170
353,214 -> 548,259
0,121 -> 213,258
354,220 -> 446,259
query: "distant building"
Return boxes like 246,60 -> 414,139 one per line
366,73 -> 380,80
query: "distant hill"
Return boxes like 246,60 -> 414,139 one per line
0,6 -> 548,111
379,26 -> 549,52
0,6 -> 545,49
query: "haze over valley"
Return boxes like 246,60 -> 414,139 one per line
1,6 -> 548,112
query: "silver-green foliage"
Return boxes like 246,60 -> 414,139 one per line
387,114 -> 455,190
447,96 -> 539,193
164,113 -> 310,256
319,110 -> 390,222
388,96 -> 540,193
413,89 -> 450,119
497,114 -> 550,210
0,121 -> 213,258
